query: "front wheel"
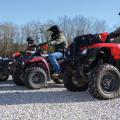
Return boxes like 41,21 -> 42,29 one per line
13,69 -> 25,86
24,67 -> 47,89
89,64 -> 120,100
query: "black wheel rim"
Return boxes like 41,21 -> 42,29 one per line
31,72 -> 44,85
100,71 -> 117,93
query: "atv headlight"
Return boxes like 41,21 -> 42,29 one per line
8,61 -> 13,65
17,61 -> 25,68
81,49 -> 87,55
21,61 -> 25,66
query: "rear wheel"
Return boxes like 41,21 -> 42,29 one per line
89,64 -> 120,100
63,66 -> 88,91
24,67 -> 47,89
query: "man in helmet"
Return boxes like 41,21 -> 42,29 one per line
26,37 -> 37,51
47,25 -> 68,77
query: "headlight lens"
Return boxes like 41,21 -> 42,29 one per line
81,49 -> 87,55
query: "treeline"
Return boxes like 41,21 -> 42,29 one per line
0,15 -> 111,56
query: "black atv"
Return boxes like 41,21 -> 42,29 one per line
0,57 -> 12,81
64,34 -> 120,100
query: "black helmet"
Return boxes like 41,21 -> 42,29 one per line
26,37 -> 34,44
47,25 -> 61,39
47,25 -> 60,33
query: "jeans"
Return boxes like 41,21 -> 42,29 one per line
48,52 -> 63,73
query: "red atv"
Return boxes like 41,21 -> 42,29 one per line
9,49 -> 38,75
63,42 -> 120,100
13,43 -> 66,89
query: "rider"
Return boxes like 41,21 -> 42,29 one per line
47,25 -> 68,77
26,37 -> 37,51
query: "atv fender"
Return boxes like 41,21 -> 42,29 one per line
25,57 -> 51,81
80,43 -> 120,61
88,43 -> 120,60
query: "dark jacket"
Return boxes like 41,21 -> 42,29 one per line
50,33 -> 68,52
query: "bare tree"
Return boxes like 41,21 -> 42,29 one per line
0,23 -> 20,56
58,16 -> 73,43
58,15 -> 92,43
91,19 -> 108,33
0,15 -> 109,56
72,16 -> 91,36
20,21 -> 41,43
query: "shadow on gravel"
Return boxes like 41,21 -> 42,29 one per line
0,80 -> 97,105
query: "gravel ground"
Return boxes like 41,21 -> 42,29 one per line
0,77 -> 120,120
